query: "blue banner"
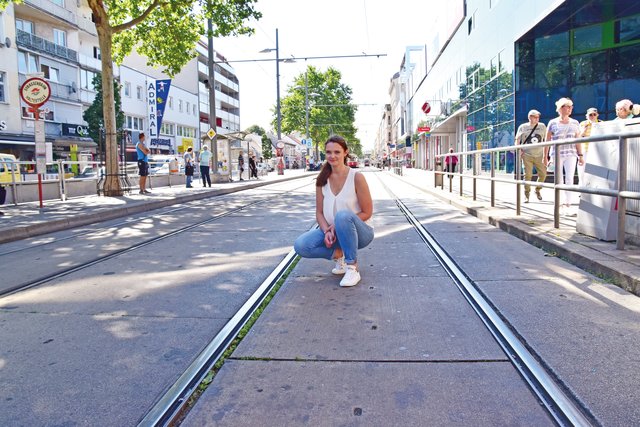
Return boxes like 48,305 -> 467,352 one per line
155,79 -> 171,136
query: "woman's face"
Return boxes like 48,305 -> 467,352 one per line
616,106 -> 630,119
325,142 -> 347,166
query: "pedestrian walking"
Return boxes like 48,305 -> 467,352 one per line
444,148 -> 458,177
199,145 -> 212,187
249,155 -> 258,179
293,135 -> 374,287
515,109 -> 547,202
238,151 -> 245,181
184,147 -> 194,188
546,98 -> 583,215
136,132 -> 151,194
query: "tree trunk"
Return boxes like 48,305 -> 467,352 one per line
94,11 -> 122,196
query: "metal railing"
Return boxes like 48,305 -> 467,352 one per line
433,130 -> 640,250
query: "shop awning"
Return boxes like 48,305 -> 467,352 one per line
431,105 -> 468,135
54,138 -> 98,148
0,139 -> 36,146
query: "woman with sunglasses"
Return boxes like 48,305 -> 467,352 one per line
578,108 -> 601,186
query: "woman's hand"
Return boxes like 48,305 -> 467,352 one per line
324,227 -> 335,248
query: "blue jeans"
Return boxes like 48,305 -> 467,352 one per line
294,210 -> 374,264
186,175 -> 193,187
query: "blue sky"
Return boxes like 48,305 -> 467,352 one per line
214,0 -> 442,150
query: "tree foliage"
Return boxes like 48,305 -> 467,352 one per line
279,66 -> 362,158
83,74 -> 125,145
245,124 -> 272,159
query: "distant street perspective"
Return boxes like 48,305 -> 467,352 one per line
1,0 -> 640,426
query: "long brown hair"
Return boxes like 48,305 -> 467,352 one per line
316,135 -> 349,187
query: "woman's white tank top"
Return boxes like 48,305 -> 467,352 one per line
322,167 -> 361,226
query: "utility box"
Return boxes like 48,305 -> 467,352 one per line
576,120 -> 639,241
435,162 -> 443,187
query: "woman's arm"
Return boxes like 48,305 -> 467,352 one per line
354,172 -> 373,222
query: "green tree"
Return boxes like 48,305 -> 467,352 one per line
82,73 -> 125,155
0,0 -> 261,196
279,65 -> 362,159
245,124 -> 272,159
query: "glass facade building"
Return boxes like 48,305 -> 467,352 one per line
410,0 -> 640,172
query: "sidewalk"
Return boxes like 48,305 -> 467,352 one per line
0,169 -> 312,244
393,167 -> 640,296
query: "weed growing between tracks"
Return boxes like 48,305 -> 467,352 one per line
183,257 -> 300,412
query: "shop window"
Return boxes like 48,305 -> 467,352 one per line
534,32 -> 569,60
616,15 -> 640,44
572,24 -> 603,52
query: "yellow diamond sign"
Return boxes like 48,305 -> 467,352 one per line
207,128 -> 216,139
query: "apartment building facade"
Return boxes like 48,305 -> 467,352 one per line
0,0 -> 241,166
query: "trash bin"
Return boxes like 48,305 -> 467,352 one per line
435,162 -> 443,187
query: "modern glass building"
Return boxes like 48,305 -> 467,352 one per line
409,0 -> 640,172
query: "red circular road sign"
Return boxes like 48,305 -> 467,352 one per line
20,77 -> 51,108
421,102 -> 431,114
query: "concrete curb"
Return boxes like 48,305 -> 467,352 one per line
0,174 -> 313,245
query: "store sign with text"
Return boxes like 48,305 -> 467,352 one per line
146,78 -> 172,138
62,123 -> 89,137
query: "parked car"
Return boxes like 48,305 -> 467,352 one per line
347,159 -> 359,168
0,153 -> 21,183
76,165 -> 105,179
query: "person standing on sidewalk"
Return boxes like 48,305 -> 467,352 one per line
136,132 -> 151,194
249,155 -> 258,179
293,135 -> 374,288
238,151 -> 245,181
578,107 -> 601,186
184,147 -> 194,188
547,98 -> 583,215
515,109 -> 547,203
199,145 -> 212,187
444,148 -> 458,178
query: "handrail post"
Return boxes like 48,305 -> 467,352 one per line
459,153 -> 463,197
58,160 -> 66,201
490,151 -> 495,207
472,152 -> 477,200
515,149 -> 521,216
554,143 -> 561,228
617,135 -> 628,250
10,160 -> 18,205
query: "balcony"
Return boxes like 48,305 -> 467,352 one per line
24,0 -> 76,25
16,29 -> 78,63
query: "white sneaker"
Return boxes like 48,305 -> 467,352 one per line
331,257 -> 346,275
340,265 -> 361,287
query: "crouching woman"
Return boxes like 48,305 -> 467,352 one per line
294,135 -> 374,287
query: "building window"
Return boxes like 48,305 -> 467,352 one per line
136,85 -> 143,100
186,102 -> 190,114
178,99 -> 183,113
51,0 -> 64,6
160,122 -> 174,135
0,71 -> 5,102
177,125 -> 195,138
41,64 -> 59,82
616,15 -> 640,44
124,82 -> 131,97
125,115 -> 144,131
572,24 -> 603,53
16,19 -> 34,34
93,46 -> 101,60
168,96 -> 173,109
18,51 -> 38,74
22,106 -> 54,121
53,29 -> 66,47
80,69 -> 97,90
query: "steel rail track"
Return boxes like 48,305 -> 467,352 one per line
138,248 -> 299,427
0,183 -> 311,298
377,173 -> 595,426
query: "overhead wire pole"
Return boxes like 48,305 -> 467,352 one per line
207,17 -> 219,175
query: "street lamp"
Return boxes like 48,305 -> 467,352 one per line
260,28 -> 283,141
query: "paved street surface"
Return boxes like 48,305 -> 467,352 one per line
1,167 -> 640,426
